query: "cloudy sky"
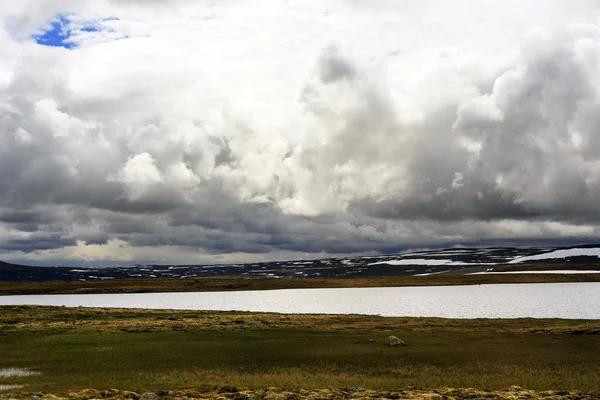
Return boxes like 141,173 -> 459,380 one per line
2,0 -> 600,266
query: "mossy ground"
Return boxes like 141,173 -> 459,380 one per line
0,306 -> 599,394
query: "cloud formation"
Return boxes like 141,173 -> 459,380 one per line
2,0 -> 600,265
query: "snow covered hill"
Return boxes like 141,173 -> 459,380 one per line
2,245 -> 600,282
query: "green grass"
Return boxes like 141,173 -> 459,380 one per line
1,326 -> 599,392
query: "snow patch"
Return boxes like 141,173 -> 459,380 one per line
467,270 -> 600,275
413,270 -> 451,276
0,384 -> 24,391
508,248 -> 600,264
0,368 -> 39,378
369,259 -> 494,266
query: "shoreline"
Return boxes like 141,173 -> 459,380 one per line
1,273 -> 600,296
2,305 -> 599,334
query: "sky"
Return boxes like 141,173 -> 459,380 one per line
2,0 -> 600,266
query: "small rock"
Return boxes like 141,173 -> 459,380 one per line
167,314 -> 181,321
367,339 -> 377,344
218,386 -> 239,394
388,335 -> 406,346
139,392 -> 161,400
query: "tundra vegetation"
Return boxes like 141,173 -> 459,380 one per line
1,270 -> 599,296
0,305 -> 599,399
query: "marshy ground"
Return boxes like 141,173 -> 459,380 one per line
0,305 -> 599,398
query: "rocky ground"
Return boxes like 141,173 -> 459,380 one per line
1,386 -> 598,400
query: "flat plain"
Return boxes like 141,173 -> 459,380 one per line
1,271 -> 599,296
0,305 -> 599,398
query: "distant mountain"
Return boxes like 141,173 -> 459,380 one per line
0,260 -> 82,282
2,244 -> 600,282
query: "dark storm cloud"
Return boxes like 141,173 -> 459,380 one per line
0,210 -> 52,224
1,234 -> 76,252
105,200 -> 387,255
3,10 -> 600,263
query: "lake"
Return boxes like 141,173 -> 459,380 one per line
0,282 -> 598,319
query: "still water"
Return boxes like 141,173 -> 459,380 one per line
0,282 -> 598,319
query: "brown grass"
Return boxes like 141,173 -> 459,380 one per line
0,271 -> 599,296
1,305 -> 599,335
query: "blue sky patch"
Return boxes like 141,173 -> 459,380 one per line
34,14 -> 76,48
33,14 -> 121,49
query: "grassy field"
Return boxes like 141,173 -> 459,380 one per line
1,306 -> 599,394
1,270 -> 599,296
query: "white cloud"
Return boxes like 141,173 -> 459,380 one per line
115,153 -> 163,185
2,0 -> 600,263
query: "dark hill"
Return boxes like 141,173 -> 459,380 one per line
2,244 -> 600,282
